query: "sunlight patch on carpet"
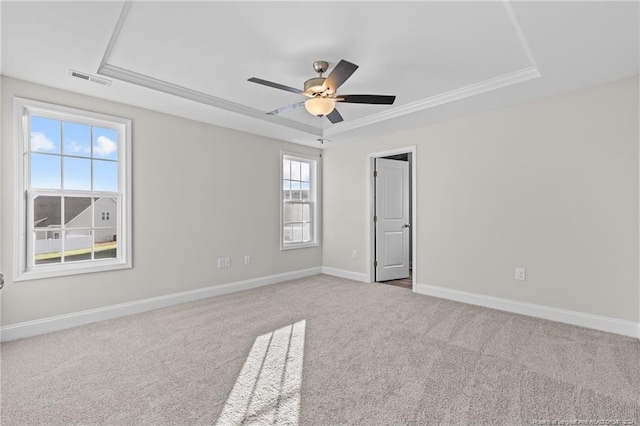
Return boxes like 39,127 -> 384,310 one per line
216,320 -> 306,426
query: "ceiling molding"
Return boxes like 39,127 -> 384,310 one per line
325,66 -> 541,137
98,63 -> 321,135
98,0 -> 539,139
502,0 -> 538,69
98,0 -> 132,72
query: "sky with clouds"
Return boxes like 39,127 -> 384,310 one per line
30,115 -> 119,191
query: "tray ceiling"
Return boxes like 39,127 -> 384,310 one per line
1,1 -> 638,147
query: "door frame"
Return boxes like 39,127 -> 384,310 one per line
366,145 -> 417,291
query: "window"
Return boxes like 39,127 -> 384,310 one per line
14,98 -> 132,280
281,152 -> 319,250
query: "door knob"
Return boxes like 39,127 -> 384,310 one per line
403,223 -> 411,228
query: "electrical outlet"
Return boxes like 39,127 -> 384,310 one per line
224,257 -> 231,267
515,268 -> 526,281
244,255 -> 251,264
217,258 -> 225,268
352,250 -> 358,259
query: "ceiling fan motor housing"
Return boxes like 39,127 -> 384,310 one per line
304,77 -> 326,95
305,60 -> 331,95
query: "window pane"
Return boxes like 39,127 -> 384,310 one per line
284,203 -> 292,223
301,181 -> 310,200
291,181 -> 301,200
291,203 -> 302,222
291,224 -> 303,242
301,162 -> 310,182
283,179 -> 291,201
95,227 -> 117,260
302,204 -> 310,222
283,159 -> 291,180
30,116 -> 61,154
34,231 -> 61,265
291,161 -> 301,180
63,122 -> 91,157
34,195 -> 61,228
93,127 -> 118,160
31,153 -> 61,189
303,223 -> 311,242
63,157 -> 91,190
93,160 -> 118,191
64,230 -> 93,262
64,197 -> 92,226
95,197 -> 117,227
283,225 -> 293,243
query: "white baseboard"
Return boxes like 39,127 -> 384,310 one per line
4,270 -> 636,342
416,283 -> 640,339
321,266 -> 369,283
0,267 -> 322,342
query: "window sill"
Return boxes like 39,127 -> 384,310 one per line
15,260 -> 132,282
280,242 -> 320,251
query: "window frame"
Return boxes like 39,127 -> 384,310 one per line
280,151 -> 319,250
14,97 -> 132,281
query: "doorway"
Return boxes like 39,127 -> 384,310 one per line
367,146 -> 416,291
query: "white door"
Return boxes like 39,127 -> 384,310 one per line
375,158 -> 410,281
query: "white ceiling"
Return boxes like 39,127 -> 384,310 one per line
2,1 -> 638,148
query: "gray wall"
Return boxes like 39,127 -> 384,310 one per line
323,77 -> 639,323
2,75 -> 638,328
1,76 -> 321,325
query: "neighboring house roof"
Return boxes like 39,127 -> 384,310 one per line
33,197 -> 95,228
33,217 -> 49,227
33,197 -> 62,228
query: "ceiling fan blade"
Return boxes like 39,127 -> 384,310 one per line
248,77 -> 303,95
322,60 -> 358,93
326,108 -> 344,124
266,101 -> 305,115
338,94 -> 396,105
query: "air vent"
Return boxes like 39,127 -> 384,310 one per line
68,69 -> 112,87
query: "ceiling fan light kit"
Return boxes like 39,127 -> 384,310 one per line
248,59 -> 396,124
305,97 -> 335,116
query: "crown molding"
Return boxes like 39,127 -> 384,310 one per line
97,63 -> 321,135
98,1 -> 539,139
325,66 -> 541,137
98,0 -> 132,72
502,0 -> 538,70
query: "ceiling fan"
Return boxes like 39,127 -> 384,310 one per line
248,60 -> 396,124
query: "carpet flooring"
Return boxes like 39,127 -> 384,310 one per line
2,274 -> 639,425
